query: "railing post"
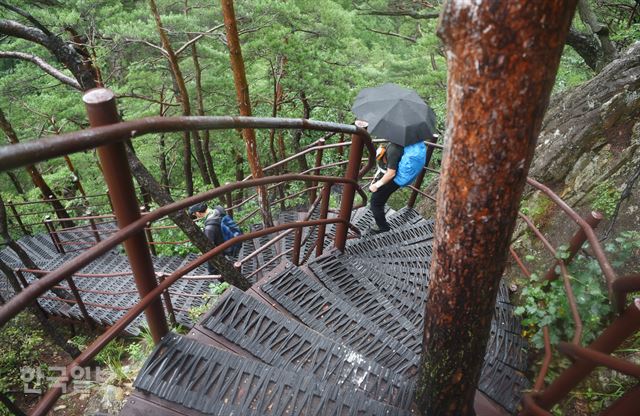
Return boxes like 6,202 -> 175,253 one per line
334,132 -> 364,251
543,211 -> 604,281
309,139 -> 325,204
87,211 -> 102,244
408,135 -> 439,208
316,184 -> 332,257
140,207 -> 157,256
8,200 -> 30,236
65,277 -> 96,329
44,216 -> 65,254
83,88 -> 168,344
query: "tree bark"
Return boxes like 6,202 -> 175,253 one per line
0,257 -> 81,358
125,145 -> 250,290
6,171 -> 25,198
0,18 -> 97,90
293,91 -> 312,189
577,0 -> 617,71
221,0 -> 273,227
234,148 -> 244,205
148,0 -> 194,196
416,2 -> 577,415
566,27 -> 599,71
0,108 -> 73,224
188,42 -> 212,185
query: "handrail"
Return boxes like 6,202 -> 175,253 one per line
0,116 -> 370,172
526,178 -> 619,305
0,174 -> 363,328
8,192 -> 109,206
28,217 -> 347,416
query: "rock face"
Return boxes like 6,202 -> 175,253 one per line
528,41 -> 640,240
419,42 -> 640,243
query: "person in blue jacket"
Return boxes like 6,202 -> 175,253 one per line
368,139 -> 427,233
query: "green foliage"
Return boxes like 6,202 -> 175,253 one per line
188,282 -> 230,323
0,313 -> 46,392
515,231 -> 640,349
591,180 -> 621,218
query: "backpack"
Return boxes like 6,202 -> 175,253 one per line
393,141 -> 427,186
220,215 -> 243,257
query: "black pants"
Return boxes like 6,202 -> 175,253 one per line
370,181 -> 400,230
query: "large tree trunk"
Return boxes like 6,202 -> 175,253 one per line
125,146 -> 250,290
0,108 -> 73,225
148,0 -> 195,196
416,2 -> 577,415
221,0 -> 273,227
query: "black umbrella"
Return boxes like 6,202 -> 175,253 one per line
351,83 -> 436,146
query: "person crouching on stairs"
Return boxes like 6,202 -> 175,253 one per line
189,202 -> 224,275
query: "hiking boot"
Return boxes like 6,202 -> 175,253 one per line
369,223 -> 390,234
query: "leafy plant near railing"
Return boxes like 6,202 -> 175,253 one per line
188,282 -> 230,323
515,231 -> 640,349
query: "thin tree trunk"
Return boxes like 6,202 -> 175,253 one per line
6,171 -> 26,198
221,0 -> 273,227
125,145 -> 250,290
577,0 -> 617,70
0,257 -> 81,357
0,108 -> 73,225
157,87 -> 171,191
416,2 -> 577,415
149,0 -> 194,196
293,91 -> 312,189
234,149 -> 244,205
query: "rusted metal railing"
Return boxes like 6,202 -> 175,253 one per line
508,179 -> 640,415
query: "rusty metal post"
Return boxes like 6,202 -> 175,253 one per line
65,277 -> 96,329
291,226 -> 302,266
334,132 -> 364,251
8,200 -> 30,236
543,211 -> 603,281
83,88 -> 168,343
309,139 -> 325,204
407,135 -> 439,208
87,211 -> 102,244
44,216 -> 65,254
531,300 -> 640,412
140,207 -> 157,256
416,2 -> 578,415
316,184 -> 332,257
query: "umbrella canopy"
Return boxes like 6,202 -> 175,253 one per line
352,83 -> 436,146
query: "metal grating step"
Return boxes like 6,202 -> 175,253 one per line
260,263 -> 419,377
347,222 -> 435,254
133,334 -> 411,416
478,358 -> 530,414
309,252 -> 422,355
196,287 -> 415,409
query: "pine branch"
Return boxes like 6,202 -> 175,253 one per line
0,50 -> 81,90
